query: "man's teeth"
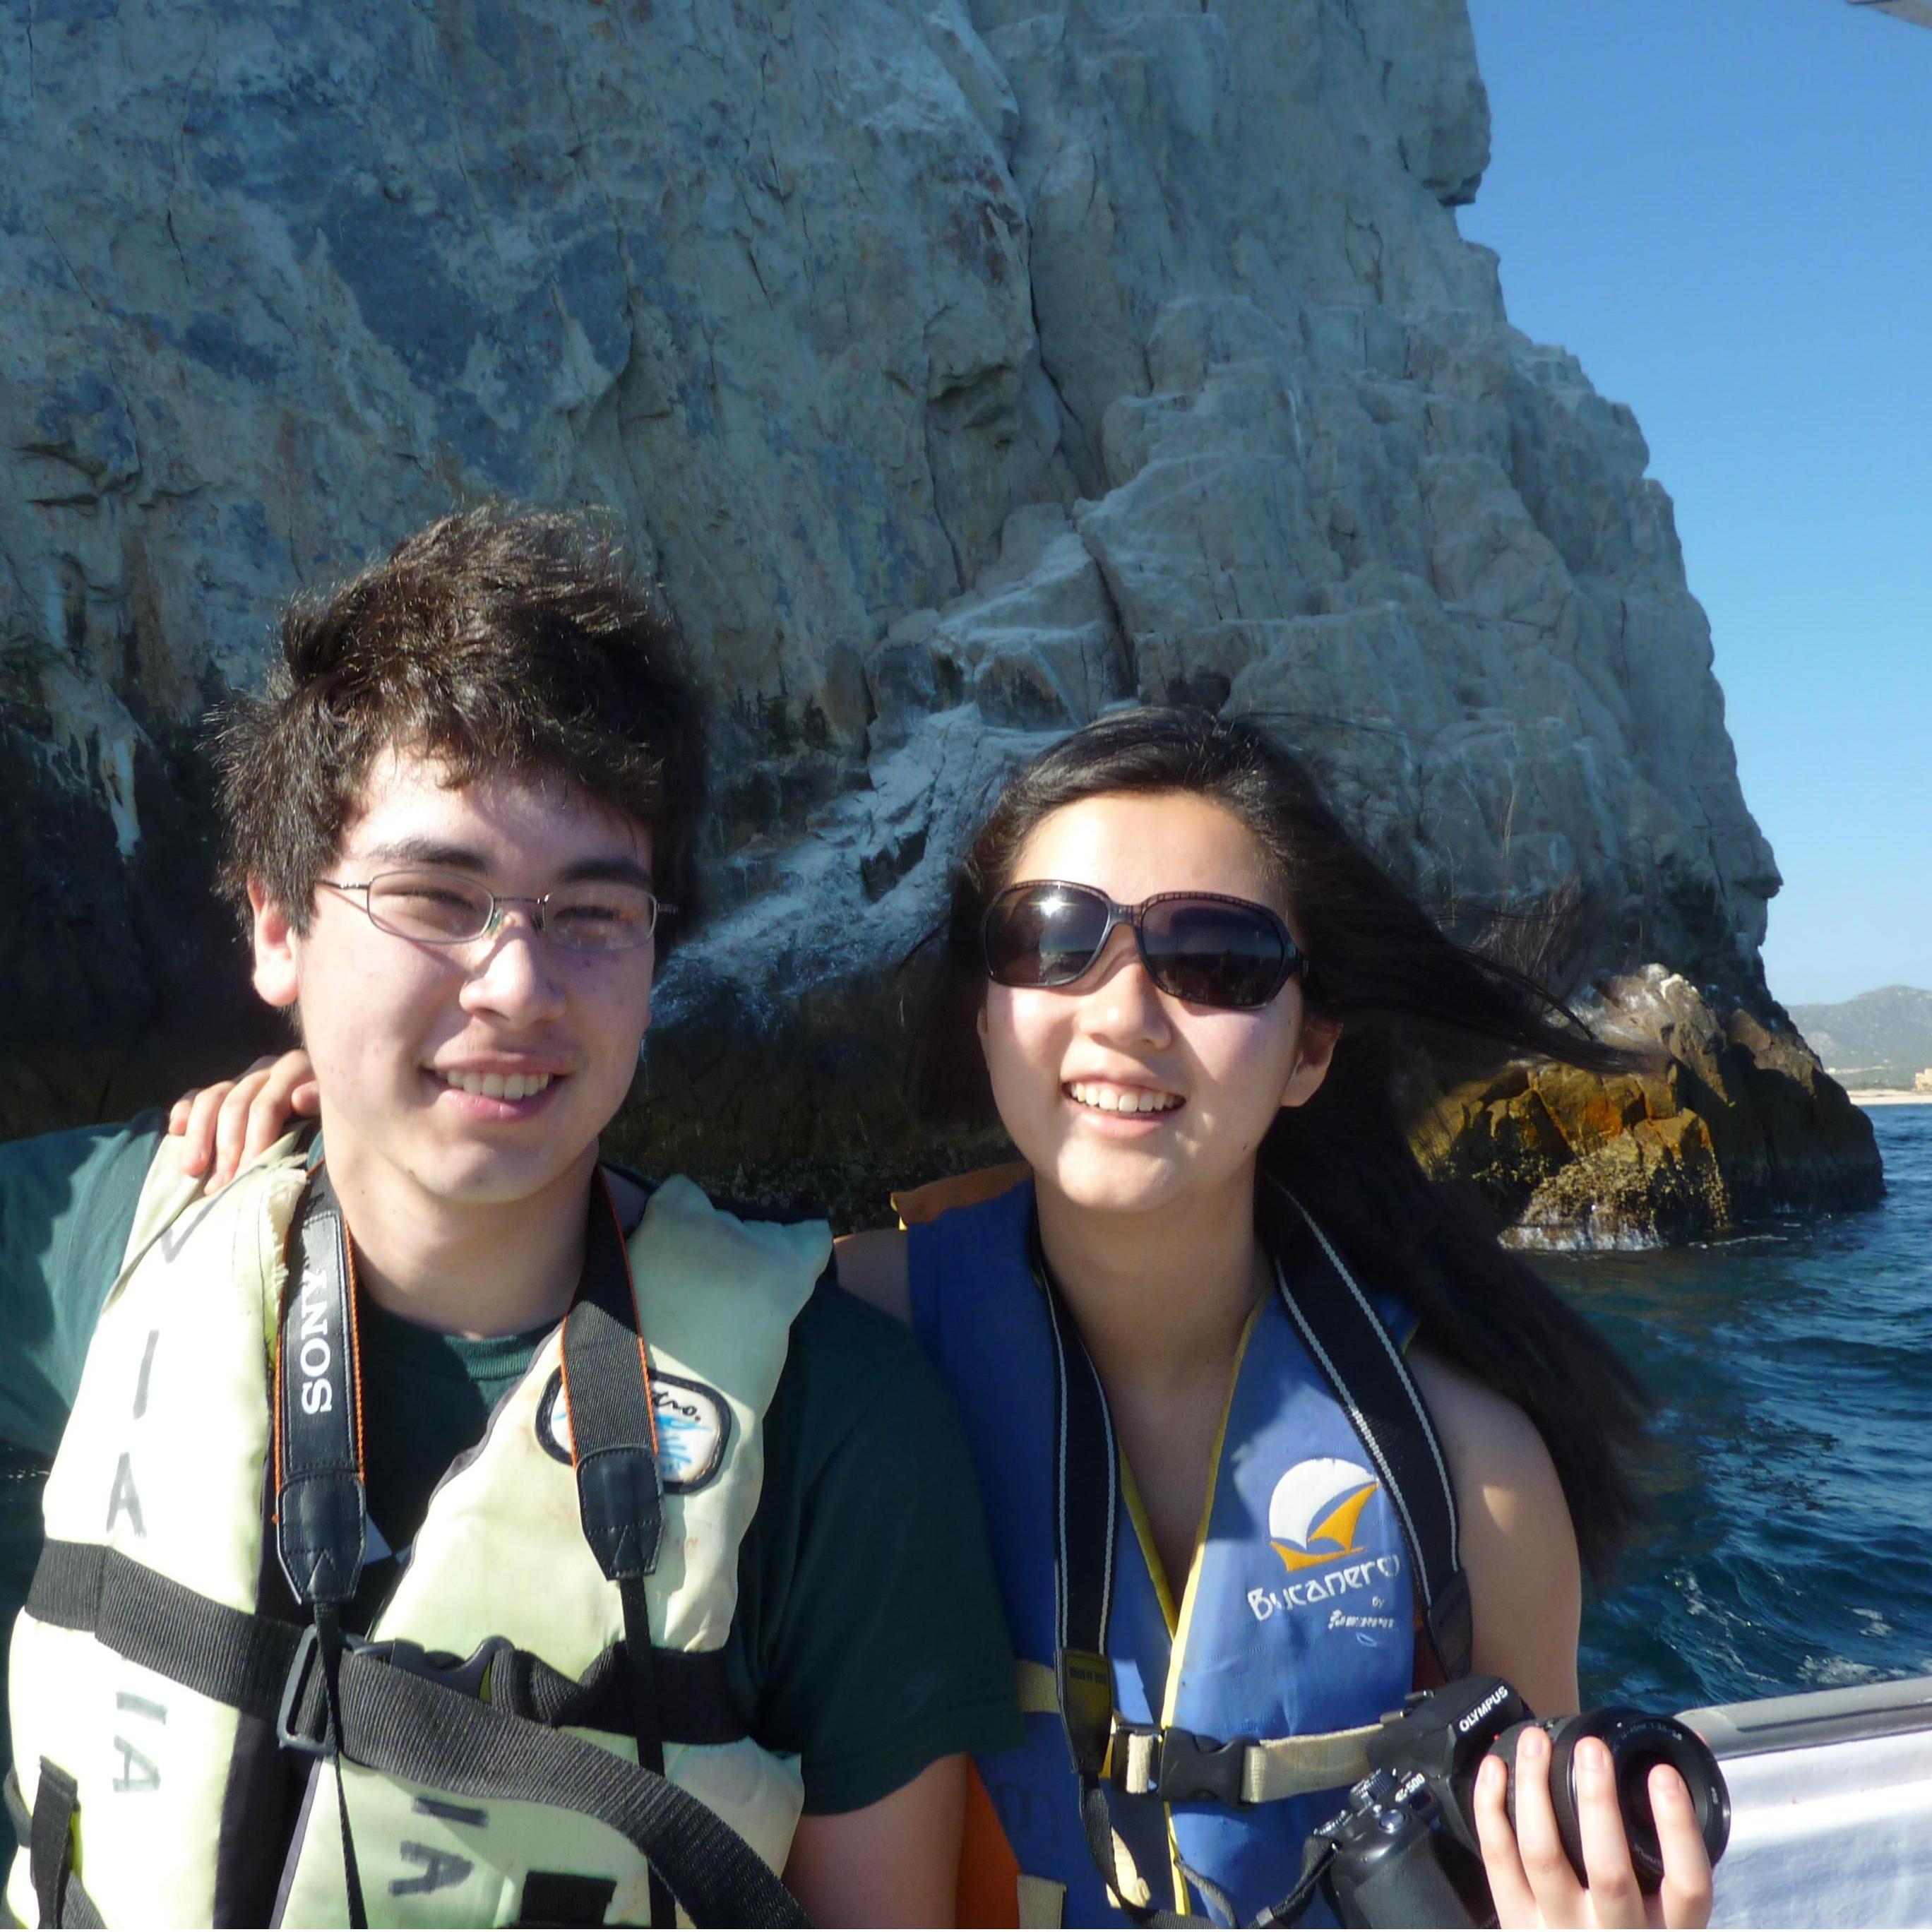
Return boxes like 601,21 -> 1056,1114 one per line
440,1070 -> 554,1101
1068,1081 -> 1183,1115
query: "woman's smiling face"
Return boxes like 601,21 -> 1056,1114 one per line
977,791 -> 1335,1220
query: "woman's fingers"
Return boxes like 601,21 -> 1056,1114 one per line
171,1083 -> 235,1176
1645,1766 -> 1715,1930
208,1076 -> 268,1188
1508,1729 -> 1590,1926
167,1052 -> 318,1191
1572,1737 -> 1646,1927
242,1052 -> 321,1164
1473,1753 -> 1541,1927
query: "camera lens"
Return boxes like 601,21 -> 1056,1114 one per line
1491,1710 -> 1730,1888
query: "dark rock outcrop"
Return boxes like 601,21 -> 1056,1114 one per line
1416,970 -> 1883,1248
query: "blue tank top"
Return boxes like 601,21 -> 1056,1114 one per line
910,1178 -> 1420,1926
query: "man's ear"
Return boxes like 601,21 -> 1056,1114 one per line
1280,1013 -> 1341,1110
249,878 -> 302,1010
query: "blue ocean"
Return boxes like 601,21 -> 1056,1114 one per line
1546,1104 -> 1932,1712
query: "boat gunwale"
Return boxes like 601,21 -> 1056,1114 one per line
1680,1673 -> 1932,1757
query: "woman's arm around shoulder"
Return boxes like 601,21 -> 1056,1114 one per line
1407,1346 -> 1581,1712
833,1228 -> 912,1325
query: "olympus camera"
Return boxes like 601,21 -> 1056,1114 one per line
1306,1676 -> 1731,1928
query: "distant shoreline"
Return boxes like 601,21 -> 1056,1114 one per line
1847,1090 -> 1932,1107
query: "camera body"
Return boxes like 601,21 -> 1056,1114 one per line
1319,1764 -> 1493,1928
1311,1676 -> 1731,1929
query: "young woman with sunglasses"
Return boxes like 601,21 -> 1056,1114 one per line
849,708 -> 1715,1929
172,709 -> 1714,1928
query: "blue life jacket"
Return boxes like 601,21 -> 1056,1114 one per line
910,1177 -> 1430,1928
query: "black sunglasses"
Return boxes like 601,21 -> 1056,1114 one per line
981,881 -> 1306,1011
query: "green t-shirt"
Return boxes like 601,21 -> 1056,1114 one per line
0,1119 -> 1021,1867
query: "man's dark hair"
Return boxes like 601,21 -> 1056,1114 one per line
216,503 -> 705,936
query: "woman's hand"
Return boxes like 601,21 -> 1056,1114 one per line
1473,1729 -> 1714,1928
167,1050 -> 319,1193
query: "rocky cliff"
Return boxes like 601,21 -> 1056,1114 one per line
1,0 -> 1878,1234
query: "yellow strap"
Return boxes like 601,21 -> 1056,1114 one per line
1016,1874 -> 1066,1928
1240,1726 -> 1379,1803
1015,1659 -> 1059,1715
1017,1659 -> 1376,1799
1103,1722 -> 1379,1802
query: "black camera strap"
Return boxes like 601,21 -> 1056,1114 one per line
275,1164 -> 371,1926
558,1169 -> 676,1929
1253,1836 -> 1337,1929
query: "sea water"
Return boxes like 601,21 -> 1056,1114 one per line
1544,1104 -> 1932,1712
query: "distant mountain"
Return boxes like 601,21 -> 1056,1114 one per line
1789,986 -> 1932,1087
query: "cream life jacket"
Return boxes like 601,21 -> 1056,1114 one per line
4,1134 -> 828,1928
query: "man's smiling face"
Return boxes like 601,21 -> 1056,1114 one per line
249,745 -> 657,1217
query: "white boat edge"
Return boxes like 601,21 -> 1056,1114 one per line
1679,1674 -> 1932,1928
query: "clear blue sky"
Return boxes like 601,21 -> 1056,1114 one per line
1459,0 -> 1931,1008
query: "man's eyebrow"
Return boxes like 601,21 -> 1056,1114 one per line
357,838 -> 490,871
352,841 -> 653,888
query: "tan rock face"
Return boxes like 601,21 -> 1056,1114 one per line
1,0 -> 1877,1232
1416,971 -> 1882,1248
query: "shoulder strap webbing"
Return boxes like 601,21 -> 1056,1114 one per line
18,1758 -> 102,1928
1259,1179 -> 1472,1681
561,1173 -> 675,1928
20,1542 -> 802,1928
1030,1217 -> 1198,1927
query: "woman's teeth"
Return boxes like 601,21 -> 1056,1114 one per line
1068,1081 -> 1183,1115
439,1070 -> 554,1101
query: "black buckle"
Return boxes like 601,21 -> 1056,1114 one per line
277,1623 -> 358,1758
1141,1726 -> 1256,1807
380,1633 -> 516,1701
278,1626 -> 517,1758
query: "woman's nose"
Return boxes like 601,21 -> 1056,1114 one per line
1078,927 -> 1170,1042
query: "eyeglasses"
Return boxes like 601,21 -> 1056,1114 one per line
981,881 -> 1306,1010
315,869 -> 672,955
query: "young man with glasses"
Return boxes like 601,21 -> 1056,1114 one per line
0,507 -> 1018,1927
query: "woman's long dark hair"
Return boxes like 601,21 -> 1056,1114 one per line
910,706 -> 1650,1577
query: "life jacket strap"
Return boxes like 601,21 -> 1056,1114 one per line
20,1539 -> 798,1928
1260,1179 -> 1474,1682
1103,1718 -> 1381,1807
5,1759 -> 102,1929
1022,1654 -> 1383,1808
